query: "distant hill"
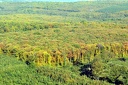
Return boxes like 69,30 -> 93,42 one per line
0,0 -> 128,21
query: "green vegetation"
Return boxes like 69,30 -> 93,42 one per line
0,1 -> 128,85
0,55 -> 112,85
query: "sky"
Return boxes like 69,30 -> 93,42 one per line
0,0 -> 97,2
40,0 -> 84,2
35,0 -> 96,2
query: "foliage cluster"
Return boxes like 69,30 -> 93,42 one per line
0,42 -> 128,67
0,14 -> 128,33
0,55 -> 111,85
0,1 -> 128,21
0,1 -> 128,85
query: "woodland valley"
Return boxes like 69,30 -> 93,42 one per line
0,0 -> 128,85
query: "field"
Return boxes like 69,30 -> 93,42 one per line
0,1 -> 128,85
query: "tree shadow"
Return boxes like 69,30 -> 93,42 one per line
79,64 -> 124,85
79,64 -> 93,78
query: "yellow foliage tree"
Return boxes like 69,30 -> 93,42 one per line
35,50 -> 51,66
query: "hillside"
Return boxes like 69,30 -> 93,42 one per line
0,1 -> 128,85
1,54 -> 115,85
0,1 -> 128,21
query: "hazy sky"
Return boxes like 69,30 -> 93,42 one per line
35,0 -> 94,2
0,0 -> 97,2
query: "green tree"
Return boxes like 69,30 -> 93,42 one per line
91,58 -> 104,80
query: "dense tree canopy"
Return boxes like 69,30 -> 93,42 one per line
0,1 -> 128,85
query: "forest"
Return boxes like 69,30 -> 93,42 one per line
0,0 -> 128,85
